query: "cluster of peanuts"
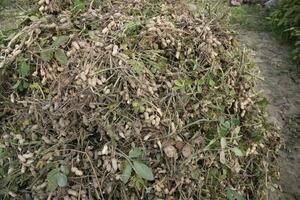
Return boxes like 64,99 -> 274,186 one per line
75,69 -> 107,89
238,84 -> 256,117
195,25 -> 222,59
141,107 -> 161,127
143,15 -> 224,62
101,20 -> 118,35
146,17 -> 185,59
0,1 -> 267,199
63,189 -> 89,200
17,152 -> 35,174
224,68 -> 256,117
102,157 -> 119,173
38,0 -> 51,12
0,26 -> 41,68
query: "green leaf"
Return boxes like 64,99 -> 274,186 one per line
128,60 -> 145,75
131,174 -> 145,190
204,138 -> 217,151
55,172 -> 68,187
47,168 -> 68,192
55,49 -> 68,66
18,59 -> 30,77
174,80 -> 184,87
60,165 -> 69,175
13,80 -> 22,89
190,168 -> 201,180
132,101 -> 141,109
52,35 -> 69,48
47,169 -> 60,178
40,49 -> 54,62
226,188 -> 245,200
133,161 -> 154,181
129,148 -> 143,158
47,177 -> 58,192
218,121 -> 231,136
74,0 -> 85,12
47,169 -> 60,192
22,81 -> 29,89
232,147 -> 244,157
41,36 -> 68,63
121,161 -> 132,184
29,16 -> 39,21
30,82 -> 41,91
192,60 -> 200,70
0,148 -> 4,159
123,21 -> 142,36
208,79 -> 215,87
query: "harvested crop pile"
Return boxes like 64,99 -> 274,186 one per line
0,0 -> 279,199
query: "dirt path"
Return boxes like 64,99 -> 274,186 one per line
238,30 -> 300,200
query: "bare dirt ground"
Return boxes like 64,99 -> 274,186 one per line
238,30 -> 300,200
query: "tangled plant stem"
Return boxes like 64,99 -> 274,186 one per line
0,0 -> 280,199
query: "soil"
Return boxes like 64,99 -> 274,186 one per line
237,30 -> 300,200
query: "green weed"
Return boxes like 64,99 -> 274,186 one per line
229,5 -> 271,31
269,0 -> 300,64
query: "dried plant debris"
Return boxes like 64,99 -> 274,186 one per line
0,0 -> 280,199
